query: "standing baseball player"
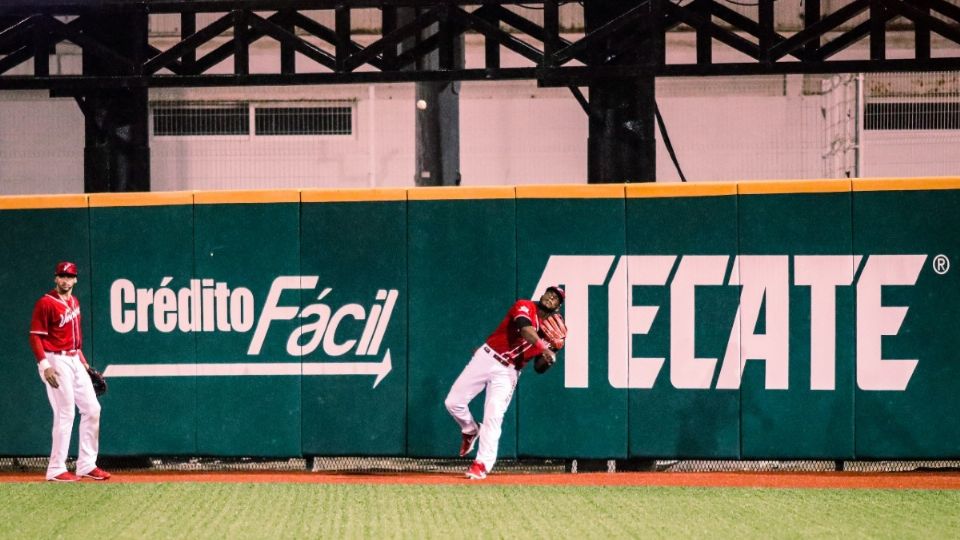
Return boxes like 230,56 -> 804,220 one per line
445,285 -> 567,480
29,262 -> 111,482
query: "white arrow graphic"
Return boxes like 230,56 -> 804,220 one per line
102,350 -> 393,389
303,351 -> 392,388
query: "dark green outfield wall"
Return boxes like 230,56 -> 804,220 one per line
2,179 -> 958,460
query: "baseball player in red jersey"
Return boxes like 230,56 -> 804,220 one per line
29,262 -> 111,482
444,285 -> 565,480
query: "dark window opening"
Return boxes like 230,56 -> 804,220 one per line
153,105 -> 250,136
255,106 -> 352,135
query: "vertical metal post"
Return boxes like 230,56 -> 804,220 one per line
81,7 -> 150,192
438,4 -> 453,70
279,10 -> 295,74
651,0 -> 665,72
412,7 -> 462,186
478,0 -> 499,70
381,7 -> 398,71
870,0 -> 885,60
803,0 -> 820,59
543,0 -> 558,68
181,10 -> 196,73
915,3 -> 931,60
585,0 -> 656,183
484,32 -> 500,69
367,85 -> 377,187
233,10 -> 248,75
855,73 -> 864,178
759,0 -> 774,63
32,21 -> 49,76
697,0 -> 712,65
336,6 -> 350,72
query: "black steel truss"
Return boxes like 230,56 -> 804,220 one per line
0,0 -> 959,90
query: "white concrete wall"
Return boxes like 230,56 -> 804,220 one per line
149,85 -> 416,191
460,82 -> 587,185
862,131 -> 960,178
655,92 -> 825,182
0,92 -> 84,194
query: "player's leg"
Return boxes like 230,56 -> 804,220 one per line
73,357 -> 102,477
444,348 -> 492,435
474,365 -> 519,473
42,355 -> 77,480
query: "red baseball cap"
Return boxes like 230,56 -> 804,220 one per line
55,261 -> 78,276
546,285 -> 565,304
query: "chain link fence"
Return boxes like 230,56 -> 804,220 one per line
2,71 -> 959,193
4,456 -> 959,474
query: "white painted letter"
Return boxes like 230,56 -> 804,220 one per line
608,255 -> 675,388
110,279 -> 136,333
248,276 -> 319,355
534,255 -> 615,388
153,287 -> 178,333
856,255 -> 925,391
323,304 -> 366,356
717,256 -> 790,390
287,303 -> 331,356
795,255 -> 858,390
230,287 -> 255,332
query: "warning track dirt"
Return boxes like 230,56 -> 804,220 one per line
3,470 -> 960,489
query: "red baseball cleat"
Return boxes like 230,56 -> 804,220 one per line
49,471 -> 79,482
466,460 -> 487,480
80,467 -> 111,480
459,425 -> 481,457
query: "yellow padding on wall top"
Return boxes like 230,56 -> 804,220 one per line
193,189 -> 300,204
738,179 -> 851,195
89,191 -> 194,207
407,186 -> 514,200
0,194 -> 88,209
516,184 -> 624,199
853,176 -> 960,192
302,188 -> 407,202
626,182 -> 738,198
7,177 -> 960,210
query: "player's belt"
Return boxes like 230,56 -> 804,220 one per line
51,350 -> 79,356
482,345 -> 516,369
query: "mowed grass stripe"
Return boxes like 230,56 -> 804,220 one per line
0,484 -> 957,539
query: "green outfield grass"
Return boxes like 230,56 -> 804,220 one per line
1,483 -> 958,539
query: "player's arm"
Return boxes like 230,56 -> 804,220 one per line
29,334 -> 46,364
29,333 -> 59,389
517,317 -> 556,365
78,350 -> 90,369
29,301 -> 60,388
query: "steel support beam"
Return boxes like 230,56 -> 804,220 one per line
585,0 -> 656,183
78,8 -> 149,192
0,0 -> 957,89
407,6 -> 463,187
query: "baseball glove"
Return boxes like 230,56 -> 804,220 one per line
540,313 -> 567,350
87,367 -> 107,397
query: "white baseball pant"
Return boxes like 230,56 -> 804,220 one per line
445,346 -> 519,473
40,352 -> 101,480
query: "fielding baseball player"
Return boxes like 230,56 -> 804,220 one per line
445,285 -> 567,480
29,262 -> 111,482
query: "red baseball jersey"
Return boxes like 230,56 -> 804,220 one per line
485,299 -> 545,368
30,291 -> 82,355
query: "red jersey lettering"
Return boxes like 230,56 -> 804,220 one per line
485,299 -> 542,368
30,291 -> 82,354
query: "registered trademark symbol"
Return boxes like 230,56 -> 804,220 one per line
933,254 -> 950,275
